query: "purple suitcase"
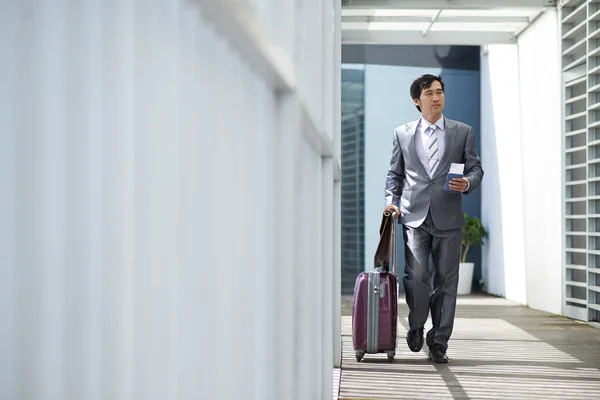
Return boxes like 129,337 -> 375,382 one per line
352,212 -> 398,363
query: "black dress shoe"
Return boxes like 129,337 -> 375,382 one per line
427,344 -> 449,363
406,328 -> 424,352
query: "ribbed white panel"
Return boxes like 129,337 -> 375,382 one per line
0,3 -> 18,399
333,0 -> 344,371
296,0 -> 325,127
0,0 -> 340,399
321,157 -> 335,399
322,0 -> 335,141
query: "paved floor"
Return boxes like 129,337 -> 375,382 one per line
335,294 -> 600,400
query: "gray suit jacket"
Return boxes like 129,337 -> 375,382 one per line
385,117 -> 483,230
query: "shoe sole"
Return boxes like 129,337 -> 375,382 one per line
427,353 -> 449,363
428,356 -> 449,363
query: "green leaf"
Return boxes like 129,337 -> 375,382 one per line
460,213 -> 488,261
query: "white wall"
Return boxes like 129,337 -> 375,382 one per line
0,1 -> 341,399
517,10 -> 563,315
480,44 -> 528,304
480,10 -> 562,314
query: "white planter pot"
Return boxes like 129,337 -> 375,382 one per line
458,262 -> 474,295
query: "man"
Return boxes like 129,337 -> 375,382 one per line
384,74 -> 483,363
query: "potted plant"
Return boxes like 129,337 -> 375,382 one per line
458,213 -> 488,295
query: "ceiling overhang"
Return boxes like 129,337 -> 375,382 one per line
341,0 -> 557,45
342,0 -> 557,10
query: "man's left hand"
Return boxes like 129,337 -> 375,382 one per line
449,177 -> 469,192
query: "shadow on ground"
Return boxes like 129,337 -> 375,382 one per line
337,294 -> 600,400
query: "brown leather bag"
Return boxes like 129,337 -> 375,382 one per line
373,210 -> 397,271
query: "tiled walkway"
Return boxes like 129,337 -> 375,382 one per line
334,295 -> 600,399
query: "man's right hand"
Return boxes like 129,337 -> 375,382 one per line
385,204 -> 400,217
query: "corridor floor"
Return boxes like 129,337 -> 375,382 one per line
334,294 -> 600,399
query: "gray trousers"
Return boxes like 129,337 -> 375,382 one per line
402,210 -> 461,351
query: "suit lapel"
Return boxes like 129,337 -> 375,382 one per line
432,117 -> 457,180
406,120 -> 429,177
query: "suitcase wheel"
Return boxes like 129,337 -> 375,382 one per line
387,351 -> 395,363
355,350 -> 364,362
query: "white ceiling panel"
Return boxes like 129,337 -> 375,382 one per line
342,9 -> 441,17
342,22 -> 430,31
430,22 -> 525,32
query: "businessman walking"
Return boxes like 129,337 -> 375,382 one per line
384,74 -> 483,363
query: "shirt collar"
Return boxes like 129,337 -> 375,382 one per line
419,115 -> 445,133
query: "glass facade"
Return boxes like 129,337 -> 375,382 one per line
341,66 -> 366,295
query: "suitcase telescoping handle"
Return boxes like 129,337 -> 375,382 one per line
391,211 -> 398,275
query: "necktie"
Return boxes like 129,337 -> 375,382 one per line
427,124 -> 438,172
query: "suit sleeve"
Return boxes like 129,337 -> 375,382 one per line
463,126 -> 484,195
385,128 -> 405,206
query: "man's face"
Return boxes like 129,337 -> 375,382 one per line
414,80 -> 444,116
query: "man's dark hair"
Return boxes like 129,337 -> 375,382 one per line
410,74 -> 444,112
